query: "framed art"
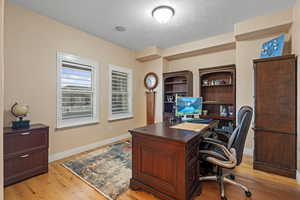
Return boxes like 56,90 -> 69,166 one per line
260,34 -> 285,58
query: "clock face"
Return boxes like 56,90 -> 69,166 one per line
144,73 -> 158,90
146,75 -> 156,87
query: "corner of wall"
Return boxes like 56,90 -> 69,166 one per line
297,170 -> 300,185
243,148 -> 254,156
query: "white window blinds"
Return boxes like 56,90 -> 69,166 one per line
57,52 -> 99,128
109,65 -> 133,120
61,63 -> 93,120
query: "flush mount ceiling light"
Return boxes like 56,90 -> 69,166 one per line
152,5 -> 175,24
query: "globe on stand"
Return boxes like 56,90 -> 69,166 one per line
11,102 -> 30,129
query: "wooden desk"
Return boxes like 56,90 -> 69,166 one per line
129,121 -> 218,200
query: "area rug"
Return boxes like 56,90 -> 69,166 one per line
62,141 -> 132,200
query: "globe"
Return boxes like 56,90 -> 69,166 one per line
11,103 -> 29,118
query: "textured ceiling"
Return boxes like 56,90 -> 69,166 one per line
9,0 -> 295,50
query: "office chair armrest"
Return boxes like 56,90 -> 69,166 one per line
206,148 -> 237,169
202,137 -> 227,146
202,138 -> 237,165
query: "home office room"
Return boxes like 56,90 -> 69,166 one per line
0,0 -> 300,200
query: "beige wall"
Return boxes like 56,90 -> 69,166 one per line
0,0 -> 4,199
136,58 -> 164,123
293,0 -> 300,177
162,33 -> 235,58
4,2 -> 144,156
165,49 -> 236,97
234,9 -> 293,40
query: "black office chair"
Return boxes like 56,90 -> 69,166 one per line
199,106 -> 253,200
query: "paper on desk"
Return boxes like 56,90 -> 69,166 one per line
170,122 -> 208,132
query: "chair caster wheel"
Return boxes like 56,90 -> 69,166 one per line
229,174 -> 235,180
221,196 -> 227,200
245,191 -> 252,197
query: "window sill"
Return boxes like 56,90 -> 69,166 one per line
56,120 -> 99,130
108,115 -> 134,122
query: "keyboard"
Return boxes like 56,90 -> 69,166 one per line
187,118 -> 213,124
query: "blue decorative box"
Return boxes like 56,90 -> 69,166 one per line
260,34 -> 285,58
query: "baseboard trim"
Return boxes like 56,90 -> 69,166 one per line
297,171 -> 300,185
49,133 -> 131,162
243,148 -> 254,156
50,135 -> 254,162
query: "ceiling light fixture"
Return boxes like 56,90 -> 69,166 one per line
152,5 -> 175,24
115,26 -> 126,32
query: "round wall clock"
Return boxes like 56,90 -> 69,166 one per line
144,72 -> 159,91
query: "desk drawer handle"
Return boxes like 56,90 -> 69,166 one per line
20,154 -> 29,158
20,132 -> 31,136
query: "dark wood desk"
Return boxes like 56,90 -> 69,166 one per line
129,121 -> 218,200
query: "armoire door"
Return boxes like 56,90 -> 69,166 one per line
253,55 -> 297,178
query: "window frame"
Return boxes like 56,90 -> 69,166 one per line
57,52 -> 99,129
108,65 -> 133,121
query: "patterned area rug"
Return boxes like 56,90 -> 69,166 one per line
62,141 -> 132,200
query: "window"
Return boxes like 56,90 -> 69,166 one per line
57,52 -> 99,128
109,65 -> 133,121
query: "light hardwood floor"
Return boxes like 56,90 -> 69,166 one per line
4,141 -> 300,200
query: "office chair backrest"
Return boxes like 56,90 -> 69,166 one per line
227,106 -> 253,165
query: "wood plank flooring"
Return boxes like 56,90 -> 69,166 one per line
4,141 -> 300,200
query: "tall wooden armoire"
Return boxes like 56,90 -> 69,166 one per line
253,55 -> 297,178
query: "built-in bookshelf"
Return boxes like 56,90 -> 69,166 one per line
199,65 -> 236,128
163,70 -> 193,121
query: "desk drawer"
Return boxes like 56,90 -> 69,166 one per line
4,129 -> 48,157
4,149 -> 48,186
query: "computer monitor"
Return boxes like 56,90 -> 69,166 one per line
176,97 -> 203,120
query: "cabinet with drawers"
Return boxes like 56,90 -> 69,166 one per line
4,124 -> 49,186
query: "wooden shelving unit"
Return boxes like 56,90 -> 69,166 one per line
164,90 -> 188,94
164,81 -> 187,85
203,101 -> 234,105
199,65 -> 236,128
202,84 -> 232,88
163,70 -> 193,121
199,115 -> 235,121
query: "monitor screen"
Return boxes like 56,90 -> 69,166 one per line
176,97 -> 203,116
